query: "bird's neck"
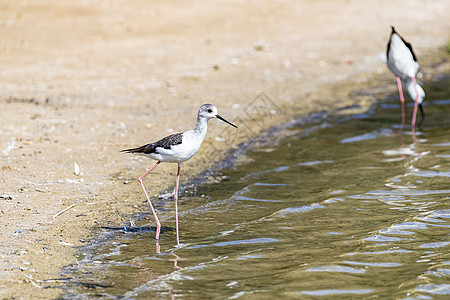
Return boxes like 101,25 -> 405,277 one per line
194,116 -> 209,133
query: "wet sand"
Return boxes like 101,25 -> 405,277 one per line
0,0 -> 449,298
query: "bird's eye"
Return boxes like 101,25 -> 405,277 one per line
207,109 -> 213,113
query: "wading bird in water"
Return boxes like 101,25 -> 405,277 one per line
386,26 -> 425,129
122,104 -> 237,247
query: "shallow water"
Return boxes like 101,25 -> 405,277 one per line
63,79 -> 450,299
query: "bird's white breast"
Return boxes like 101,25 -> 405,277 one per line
153,130 -> 205,163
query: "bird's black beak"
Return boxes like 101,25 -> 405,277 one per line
418,103 -> 426,128
216,114 -> 238,128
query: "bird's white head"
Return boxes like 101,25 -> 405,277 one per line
404,79 -> 425,104
198,104 -> 219,120
198,104 -> 238,128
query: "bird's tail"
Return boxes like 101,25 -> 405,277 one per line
120,144 -> 148,154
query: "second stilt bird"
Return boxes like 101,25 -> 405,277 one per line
386,26 -> 425,128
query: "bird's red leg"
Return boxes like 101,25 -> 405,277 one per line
138,161 -> 162,240
396,76 -> 406,125
411,76 -> 419,131
174,163 -> 181,247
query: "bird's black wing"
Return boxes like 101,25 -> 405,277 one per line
403,39 -> 418,63
386,27 -> 395,58
121,132 -> 183,154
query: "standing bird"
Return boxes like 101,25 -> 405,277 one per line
121,104 -> 237,247
386,26 -> 425,128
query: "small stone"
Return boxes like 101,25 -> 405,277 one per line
73,162 -> 80,176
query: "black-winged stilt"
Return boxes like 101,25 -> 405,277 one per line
122,104 -> 237,247
386,26 -> 425,128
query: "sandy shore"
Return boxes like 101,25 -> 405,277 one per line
0,0 -> 449,298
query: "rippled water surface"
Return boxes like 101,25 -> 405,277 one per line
64,79 -> 450,299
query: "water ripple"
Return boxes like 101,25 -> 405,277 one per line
365,235 -> 407,242
343,261 -> 402,267
415,284 -> 450,295
417,210 -> 450,223
424,210 -> 450,219
240,166 -> 290,180
413,171 -> 450,178
340,128 -> 393,143
213,238 -> 279,247
278,203 -> 324,215
306,265 -> 365,274
235,254 -> 264,260
425,268 -> 450,278
297,160 -> 333,166
300,289 -> 374,296
382,147 -> 422,156
253,182 -> 289,186
433,99 -> 450,105
233,195 -> 280,203
380,222 -> 429,235
366,190 -> 450,196
345,249 -> 413,256
419,241 -> 450,248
